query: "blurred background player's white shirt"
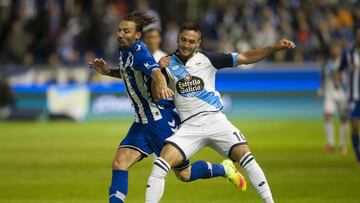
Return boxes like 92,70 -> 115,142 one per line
152,50 -> 167,63
323,58 -> 347,114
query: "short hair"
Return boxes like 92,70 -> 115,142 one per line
179,22 -> 201,36
123,12 -> 156,33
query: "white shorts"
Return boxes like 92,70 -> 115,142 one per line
324,90 -> 348,119
165,111 -> 247,161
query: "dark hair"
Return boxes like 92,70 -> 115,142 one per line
179,22 -> 201,35
123,12 -> 156,33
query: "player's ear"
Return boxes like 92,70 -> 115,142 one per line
197,39 -> 201,48
135,32 -> 142,40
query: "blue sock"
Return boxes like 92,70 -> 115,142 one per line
109,170 -> 128,203
189,161 -> 225,182
352,133 -> 360,161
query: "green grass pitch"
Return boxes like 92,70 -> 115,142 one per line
1,119 -> 360,203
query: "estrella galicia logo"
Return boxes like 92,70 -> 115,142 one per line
176,74 -> 204,96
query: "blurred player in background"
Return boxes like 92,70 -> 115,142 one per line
143,28 -> 167,62
89,13 -> 244,203
318,42 -> 348,154
145,22 -> 296,203
339,27 -> 360,165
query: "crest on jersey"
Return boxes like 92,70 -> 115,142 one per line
184,74 -> 192,81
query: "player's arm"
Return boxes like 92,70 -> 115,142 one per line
318,63 -> 325,97
133,53 -> 173,99
237,39 -> 296,65
89,58 -> 122,79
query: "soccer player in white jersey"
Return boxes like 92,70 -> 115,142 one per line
90,13 -> 245,203
143,28 -> 167,62
145,22 -> 296,203
318,42 -> 348,154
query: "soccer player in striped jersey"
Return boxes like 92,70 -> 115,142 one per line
318,42 -> 348,154
89,13 -> 244,203
145,22 -> 295,203
339,27 -> 360,165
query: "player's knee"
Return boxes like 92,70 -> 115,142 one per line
112,154 -> 133,170
231,144 -> 251,162
174,168 -> 191,182
112,159 -> 129,170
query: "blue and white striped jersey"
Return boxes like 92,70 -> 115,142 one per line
119,40 -> 174,124
340,45 -> 360,102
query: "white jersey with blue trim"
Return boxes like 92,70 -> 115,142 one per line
119,40 -> 172,124
165,51 -> 237,122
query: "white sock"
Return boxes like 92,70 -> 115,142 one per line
145,157 -> 170,203
339,122 -> 347,147
240,152 -> 273,202
325,120 -> 335,146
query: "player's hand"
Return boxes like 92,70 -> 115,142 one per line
154,84 -> 174,100
158,56 -> 170,69
276,39 -> 296,50
89,58 -> 110,75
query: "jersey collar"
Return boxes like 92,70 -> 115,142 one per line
119,40 -> 141,53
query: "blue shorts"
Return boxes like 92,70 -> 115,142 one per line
350,100 -> 360,119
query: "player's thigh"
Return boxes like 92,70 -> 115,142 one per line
165,123 -> 206,162
112,147 -> 142,170
324,96 -> 336,115
207,115 -> 248,160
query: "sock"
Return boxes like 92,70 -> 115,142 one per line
146,157 -> 170,203
339,122 -> 347,147
325,120 -> 335,146
188,161 -> 225,182
109,170 -> 128,203
351,133 -> 360,161
240,152 -> 273,202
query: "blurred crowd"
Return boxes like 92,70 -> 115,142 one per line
0,0 -> 359,78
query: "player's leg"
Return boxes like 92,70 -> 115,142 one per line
110,148 -> 142,203
173,159 -> 228,183
145,143 -> 184,203
324,96 -> 335,153
110,123 -> 150,203
338,100 -> 348,155
145,114 -> 228,183
349,101 -> 360,163
230,144 -> 274,203
350,119 -> 360,163
208,113 -> 273,203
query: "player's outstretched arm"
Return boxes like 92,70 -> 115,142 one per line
237,39 -> 296,65
89,58 -> 122,79
151,69 -> 174,100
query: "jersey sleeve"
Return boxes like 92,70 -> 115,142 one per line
201,51 -> 238,69
133,48 -> 160,76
